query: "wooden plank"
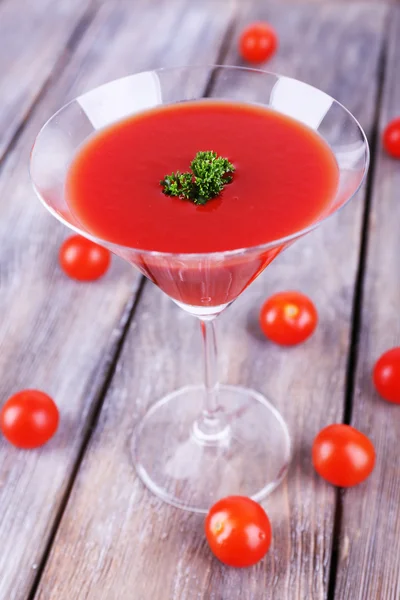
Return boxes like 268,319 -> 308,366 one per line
0,2 -> 233,599
0,0 -> 93,163
33,3 -> 386,599
334,8 -> 400,600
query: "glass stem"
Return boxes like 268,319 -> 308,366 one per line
201,319 -> 219,418
192,318 -> 229,443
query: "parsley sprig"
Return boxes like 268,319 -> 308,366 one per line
160,151 -> 235,205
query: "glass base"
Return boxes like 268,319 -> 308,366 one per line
131,385 -> 291,513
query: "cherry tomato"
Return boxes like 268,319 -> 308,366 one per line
0,390 -> 59,449
312,424 -> 375,487
373,347 -> 400,404
205,496 -> 272,568
383,118 -> 400,158
259,291 -> 318,345
239,23 -> 278,64
59,235 -> 111,281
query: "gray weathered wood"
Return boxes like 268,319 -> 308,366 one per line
0,0 -> 93,163
0,1 -> 234,599
33,4 -> 386,599
334,7 -> 400,600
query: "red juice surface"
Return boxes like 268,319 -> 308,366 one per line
66,101 -> 339,254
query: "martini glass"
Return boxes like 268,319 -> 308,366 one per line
30,66 -> 369,513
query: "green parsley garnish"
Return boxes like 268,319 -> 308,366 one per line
160,151 -> 235,205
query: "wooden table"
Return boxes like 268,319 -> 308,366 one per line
0,0 -> 399,598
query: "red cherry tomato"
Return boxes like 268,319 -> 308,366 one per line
383,118 -> 400,158
259,291 -> 318,345
239,23 -> 278,64
59,235 -> 111,281
205,496 -> 272,568
312,424 -> 375,487
0,390 -> 59,449
373,347 -> 400,403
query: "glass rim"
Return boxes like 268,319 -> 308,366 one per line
30,64 -> 370,259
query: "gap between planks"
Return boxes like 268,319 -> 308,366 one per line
26,16 -> 239,599
326,18 -> 389,600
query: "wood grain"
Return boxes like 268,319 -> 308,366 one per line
33,4 -> 386,599
0,0 -> 94,163
334,7 -> 400,599
0,1 -> 234,599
